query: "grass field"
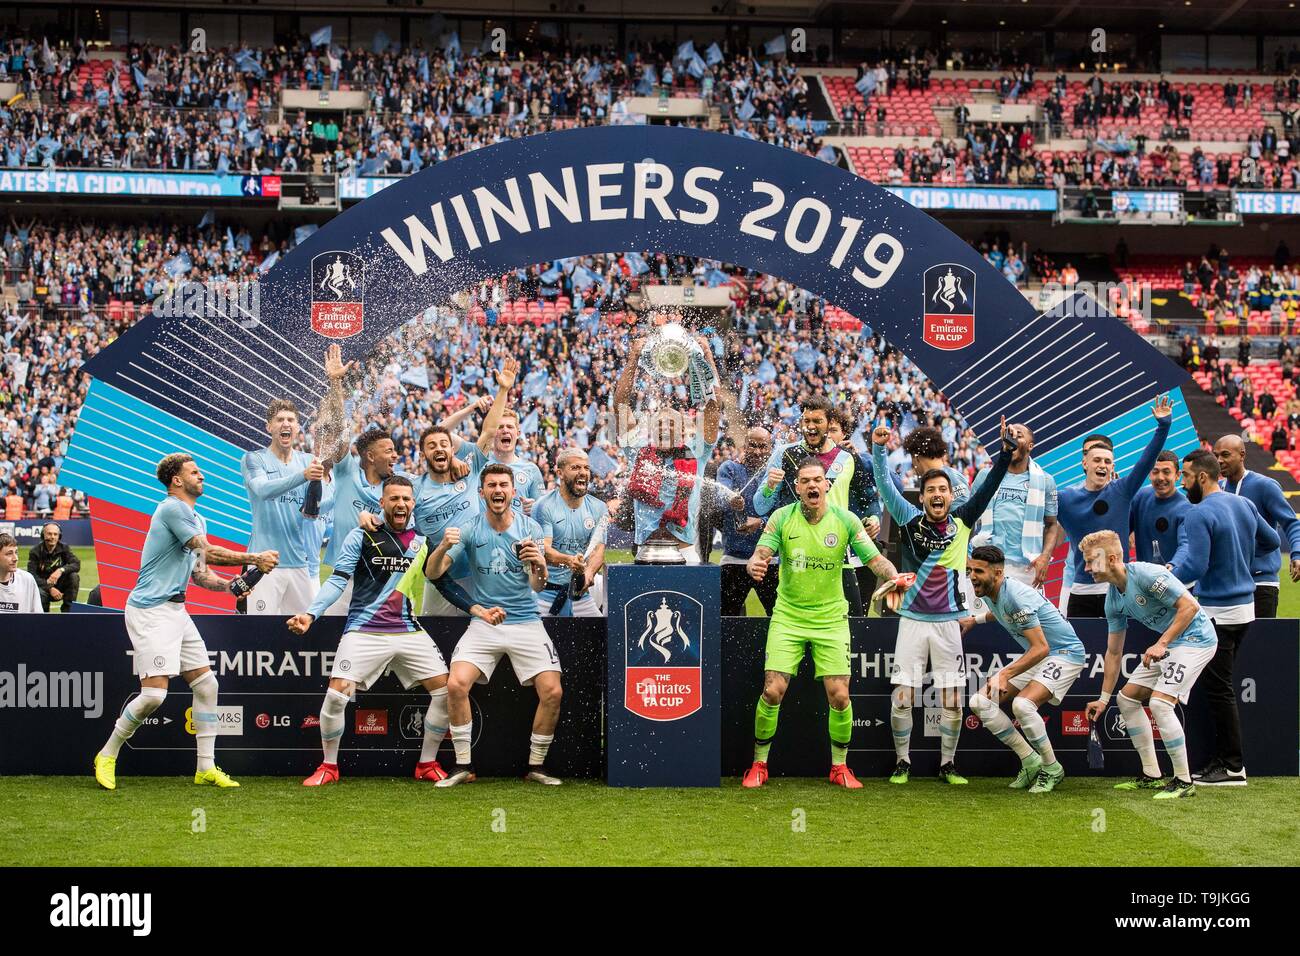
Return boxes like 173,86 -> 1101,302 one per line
0,776 -> 1296,866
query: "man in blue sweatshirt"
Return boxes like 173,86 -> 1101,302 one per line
1214,434 -> 1300,618
1056,395 -> 1173,617
717,426 -> 780,615
1168,450 -> 1280,786
1129,451 -> 1191,564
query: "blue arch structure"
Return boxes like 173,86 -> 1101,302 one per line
65,126 -> 1197,605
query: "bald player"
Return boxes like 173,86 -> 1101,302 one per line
1214,434 -> 1300,618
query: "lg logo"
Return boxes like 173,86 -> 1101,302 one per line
255,713 -> 289,729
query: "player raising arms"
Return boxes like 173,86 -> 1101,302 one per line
288,476 -> 462,786
424,464 -> 561,786
742,459 -> 898,789
1082,530 -> 1218,799
237,343 -> 351,613
963,545 -> 1087,793
871,417 -> 1018,786
440,392 -> 544,516
358,358 -> 516,616
93,453 -> 278,791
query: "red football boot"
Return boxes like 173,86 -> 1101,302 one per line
829,764 -> 863,789
302,763 -> 339,787
742,761 -> 769,788
414,760 -> 449,782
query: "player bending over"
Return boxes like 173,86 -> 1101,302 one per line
742,459 -> 898,789
871,417 -> 1018,785
288,476 -> 459,786
963,545 -> 1086,793
1081,530 -> 1218,799
425,464 -> 563,786
94,453 -> 278,791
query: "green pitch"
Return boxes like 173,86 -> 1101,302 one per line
1,776 -> 1296,866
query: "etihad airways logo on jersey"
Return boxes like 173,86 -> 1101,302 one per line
369,554 -> 414,574
0,666 -> 103,718
421,498 -> 471,527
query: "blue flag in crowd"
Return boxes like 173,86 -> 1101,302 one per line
225,227 -> 236,252
736,95 -> 756,121
520,408 -> 540,436
540,264 -> 563,284
258,250 -> 279,273
418,54 -> 430,83
234,50 -> 264,77
763,34 -> 787,56
163,253 -> 192,278
571,265 -> 598,290
675,41 -> 696,64
293,224 -> 318,246
704,268 -> 731,288
443,32 -> 461,59
198,209 -> 215,230
132,66 -> 148,90
399,366 -> 430,390
588,445 -> 618,478
687,54 -> 706,79
309,26 -> 332,48
855,72 -> 877,95
705,43 -> 723,66
817,145 -> 838,163
582,63 -> 603,85
624,252 -> 650,275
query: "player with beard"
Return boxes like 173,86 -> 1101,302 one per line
1213,434 -> 1300,617
240,345 -> 351,614
963,546 -> 1086,793
425,465 -> 560,786
1055,396 -> 1172,617
289,476 -> 460,786
969,423 -> 1063,591
319,427 -> 399,616
358,359 -> 517,616
534,448 -> 608,617
93,454 -> 278,791
742,459 -> 898,789
872,417 -> 1018,785
1129,451 -> 1190,565
441,397 -> 544,516
1167,450 -> 1279,787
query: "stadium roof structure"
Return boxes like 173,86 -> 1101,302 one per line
23,0 -> 1300,35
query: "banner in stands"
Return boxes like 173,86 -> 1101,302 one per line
0,169 -> 281,199
1235,192 -> 1300,215
340,176 -> 402,201
882,185 -> 1058,211
0,519 -> 93,547
1112,191 -> 1183,215
2,616 -> 1294,779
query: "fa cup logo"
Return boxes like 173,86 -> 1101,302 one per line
637,597 -> 690,663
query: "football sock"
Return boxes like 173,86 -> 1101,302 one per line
1150,697 -> 1190,783
101,687 -> 167,758
529,733 -> 554,767
969,692 -> 1034,761
939,707 -> 962,763
450,721 -> 473,766
890,688 -> 913,760
320,688 -> 349,765
1012,696 -> 1057,768
189,672 -> 220,772
1118,691 -> 1161,778
828,702 -> 853,765
420,688 -> 449,763
754,698 -> 779,761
